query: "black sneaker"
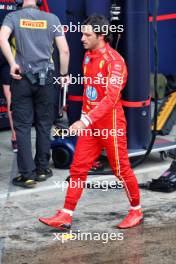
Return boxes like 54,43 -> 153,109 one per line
35,168 -> 53,182
12,175 -> 36,188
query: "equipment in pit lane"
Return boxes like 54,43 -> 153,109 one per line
140,159 -> 176,193
51,83 -> 74,169
51,122 -> 77,170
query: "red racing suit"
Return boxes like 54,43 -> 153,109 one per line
64,43 -> 140,210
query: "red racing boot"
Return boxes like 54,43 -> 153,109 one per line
39,210 -> 72,230
117,208 -> 143,229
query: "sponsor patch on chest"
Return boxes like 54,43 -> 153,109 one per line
86,86 -> 98,101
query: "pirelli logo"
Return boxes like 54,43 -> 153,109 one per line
20,19 -> 47,29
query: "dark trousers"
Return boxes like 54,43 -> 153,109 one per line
11,77 -> 54,180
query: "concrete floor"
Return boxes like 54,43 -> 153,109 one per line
0,127 -> 176,264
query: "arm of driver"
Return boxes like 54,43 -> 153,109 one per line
81,60 -> 127,127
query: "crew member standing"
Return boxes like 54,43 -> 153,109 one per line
0,0 -> 69,188
39,15 -> 143,229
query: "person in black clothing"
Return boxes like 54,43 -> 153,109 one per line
0,0 -> 69,188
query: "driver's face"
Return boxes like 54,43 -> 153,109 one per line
81,25 -> 100,50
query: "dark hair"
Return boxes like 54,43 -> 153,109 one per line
83,14 -> 112,43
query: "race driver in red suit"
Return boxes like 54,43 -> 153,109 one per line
39,14 -> 143,229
